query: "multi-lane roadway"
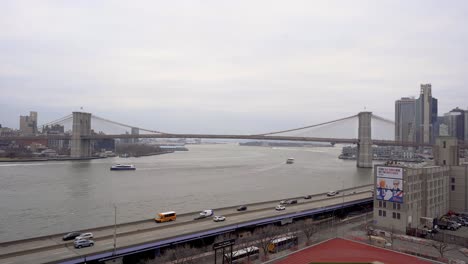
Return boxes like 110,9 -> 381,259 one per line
0,184 -> 372,264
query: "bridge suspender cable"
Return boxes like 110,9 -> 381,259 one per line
92,115 -> 167,134
371,114 -> 395,124
255,114 -> 358,136
39,114 -> 73,128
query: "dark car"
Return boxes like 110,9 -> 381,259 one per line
194,215 -> 207,220
62,232 -> 82,241
237,205 -> 247,211
286,200 -> 298,204
303,195 -> 312,199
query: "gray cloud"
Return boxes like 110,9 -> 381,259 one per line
1,0 -> 468,135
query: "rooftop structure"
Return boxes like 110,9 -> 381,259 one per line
275,238 -> 433,264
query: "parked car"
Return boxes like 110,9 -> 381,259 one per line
438,221 -> 457,231
327,191 -> 337,197
303,195 -> 312,199
213,216 -> 226,222
461,220 -> 468,227
275,205 -> 286,211
62,232 -> 81,241
286,200 -> 298,205
449,221 -> 462,229
75,232 -> 93,240
237,205 -> 247,211
74,239 -> 95,249
279,200 -> 287,205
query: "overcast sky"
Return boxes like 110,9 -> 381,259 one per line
1,0 -> 468,134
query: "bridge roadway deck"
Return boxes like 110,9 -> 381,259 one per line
0,134 -> 440,147
0,186 -> 372,264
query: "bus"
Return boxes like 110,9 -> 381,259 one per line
155,211 -> 176,223
224,246 -> 259,263
268,236 -> 298,253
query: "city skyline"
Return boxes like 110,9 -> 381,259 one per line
1,1 -> 468,133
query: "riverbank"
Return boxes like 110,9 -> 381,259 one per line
132,150 -> 176,157
0,156 -> 105,162
0,150 -> 177,162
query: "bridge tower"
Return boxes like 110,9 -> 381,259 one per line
70,112 -> 92,158
357,112 -> 373,168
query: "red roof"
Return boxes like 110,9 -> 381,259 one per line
275,238 -> 433,264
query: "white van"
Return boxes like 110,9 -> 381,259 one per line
200,209 -> 213,217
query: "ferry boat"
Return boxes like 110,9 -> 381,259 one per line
110,164 -> 136,171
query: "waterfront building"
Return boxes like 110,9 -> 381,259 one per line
415,84 -> 438,144
43,124 -> 65,134
131,127 -> 139,144
19,111 -> 38,135
395,97 -> 416,142
374,164 -> 450,233
43,124 -> 69,154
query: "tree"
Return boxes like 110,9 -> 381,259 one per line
149,245 -> 206,264
297,220 -> 317,246
235,235 -> 258,263
254,225 -> 282,260
431,232 -> 455,259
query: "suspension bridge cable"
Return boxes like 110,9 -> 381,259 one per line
92,115 -> 167,134
371,114 -> 395,124
39,114 -> 73,128
255,114 -> 358,136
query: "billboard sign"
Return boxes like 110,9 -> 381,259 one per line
376,166 -> 404,203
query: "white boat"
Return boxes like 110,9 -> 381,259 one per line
110,164 -> 136,171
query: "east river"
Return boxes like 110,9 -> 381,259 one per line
0,144 -> 374,242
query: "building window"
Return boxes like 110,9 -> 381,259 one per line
383,202 -> 387,208
383,210 -> 386,217
392,212 -> 396,218
393,203 -> 396,210
443,141 -> 446,148
451,185 -> 455,191
397,213 -> 401,219
451,178 -> 455,183
379,210 -> 382,216
379,201 -> 382,207
443,160 -> 446,165
397,204 -> 401,210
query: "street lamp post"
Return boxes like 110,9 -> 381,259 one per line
113,204 -> 117,256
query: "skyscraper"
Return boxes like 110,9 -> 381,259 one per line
19,111 -> 38,135
465,110 -> 468,142
415,84 -> 438,144
442,107 -> 465,141
395,97 -> 416,142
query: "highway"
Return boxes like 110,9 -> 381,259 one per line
0,185 -> 372,264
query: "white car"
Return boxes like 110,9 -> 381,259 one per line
75,232 -> 93,240
213,216 -> 226,222
275,205 -> 286,211
74,239 -> 95,249
200,209 -> 214,217
326,191 -> 337,197
279,200 -> 287,205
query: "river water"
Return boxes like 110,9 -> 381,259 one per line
0,144 -> 373,242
